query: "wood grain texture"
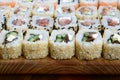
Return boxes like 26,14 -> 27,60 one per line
0,57 -> 120,74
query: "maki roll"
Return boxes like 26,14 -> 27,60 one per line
32,4 -> 54,17
50,29 -> 75,59
60,0 -> 79,10
76,29 -> 102,60
0,6 -> 11,18
10,3 -> 32,17
101,16 -> 120,31
23,29 -> 49,59
0,0 -> 16,7
7,15 -> 30,32
55,15 -> 77,32
78,19 -> 101,30
0,30 -> 23,59
35,0 -> 58,9
55,4 -> 75,17
103,30 -> 120,60
31,16 -> 54,32
76,6 -> 98,20
99,0 -> 117,7
79,0 -> 98,8
0,16 -> 6,31
98,6 -> 119,19
17,0 -> 34,4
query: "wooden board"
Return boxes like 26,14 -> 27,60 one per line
0,57 -> 120,74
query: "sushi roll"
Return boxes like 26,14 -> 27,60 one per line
23,29 -> 49,59
79,0 -> 98,8
32,4 -> 54,17
99,0 -> 117,7
7,15 -> 30,32
0,30 -> 23,59
0,16 -> 6,31
55,4 -> 75,17
31,16 -> 54,33
103,30 -> 120,60
60,0 -> 79,10
0,0 -> 16,7
55,15 -> 77,32
10,3 -> 32,17
76,29 -> 102,60
76,6 -> 98,20
98,6 -> 119,19
17,0 -> 34,4
35,0 -> 58,9
101,16 -> 120,31
0,6 -> 11,18
50,29 -> 75,59
78,19 -> 101,30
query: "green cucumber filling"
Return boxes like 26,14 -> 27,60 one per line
82,32 -> 98,42
28,34 -> 42,42
108,34 -> 120,44
55,34 -> 71,43
4,31 -> 18,44
23,0 -> 33,2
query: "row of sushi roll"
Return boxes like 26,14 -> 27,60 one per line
1,0 -> 120,9
1,28 -> 120,60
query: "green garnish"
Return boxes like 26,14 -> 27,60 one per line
6,31 -> 18,38
55,34 -> 69,43
3,31 -> 18,44
82,35 -> 87,41
28,34 -> 40,42
82,32 -> 97,42
55,39 -> 63,42
23,0 -> 33,2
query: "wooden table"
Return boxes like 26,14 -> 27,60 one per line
0,57 -> 120,74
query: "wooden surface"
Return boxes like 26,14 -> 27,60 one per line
0,57 -> 120,74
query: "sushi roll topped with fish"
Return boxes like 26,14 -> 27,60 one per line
0,0 -> 16,7
55,15 -> 77,31
98,6 -> 119,19
31,16 -> 54,32
60,0 -> 79,10
76,6 -> 98,20
78,19 -> 101,30
32,4 -> 54,17
99,0 -> 117,7
34,0 -> 58,9
55,4 -> 75,17
101,16 -> 120,31
17,0 -> 34,4
10,3 -> 32,17
0,30 -> 23,59
79,0 -> 98,8
7,15 -> 30,31
50,29 -> 75,59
